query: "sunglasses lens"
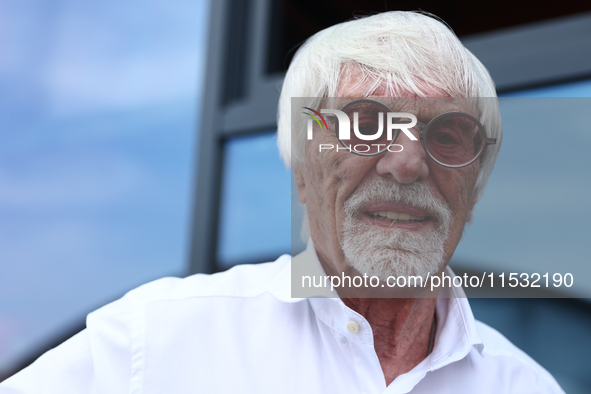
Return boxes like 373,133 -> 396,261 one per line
333,101 -> 486,165
338,101 -> 392,155
424,114 -> 484,166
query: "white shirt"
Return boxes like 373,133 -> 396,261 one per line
0,247 -> 564,393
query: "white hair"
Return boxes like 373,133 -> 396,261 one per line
277,11 -> 502,203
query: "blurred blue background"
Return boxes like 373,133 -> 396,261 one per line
0,0 -> 209,374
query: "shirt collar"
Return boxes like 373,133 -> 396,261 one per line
268,239 -> 339,301
267,239 -> 485,366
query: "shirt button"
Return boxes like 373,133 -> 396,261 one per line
346,320 -> 360,334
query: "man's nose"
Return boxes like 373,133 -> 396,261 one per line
375,133 -> 429,183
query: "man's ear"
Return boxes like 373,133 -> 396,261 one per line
293,166 -> 307,204
465,193 -> 478,223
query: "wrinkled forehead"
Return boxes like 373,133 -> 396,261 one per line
322,96 -> 480,120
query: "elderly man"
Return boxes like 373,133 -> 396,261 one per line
0,11 -> 563,394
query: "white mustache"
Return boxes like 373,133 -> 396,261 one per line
343,178 -> 453,233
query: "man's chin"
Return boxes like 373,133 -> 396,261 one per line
347,248 -> 442,281
340,203 -> 450,294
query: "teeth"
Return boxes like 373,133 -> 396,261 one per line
370,211 -> 426,222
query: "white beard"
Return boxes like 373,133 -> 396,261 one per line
341,179 -> 453,281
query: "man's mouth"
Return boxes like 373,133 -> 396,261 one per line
365,210 -> 429,223
344,180 -> 451,233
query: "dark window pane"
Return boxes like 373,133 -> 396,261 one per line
266,0 -> 591,75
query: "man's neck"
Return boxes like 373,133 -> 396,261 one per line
341,297 -> 437,386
